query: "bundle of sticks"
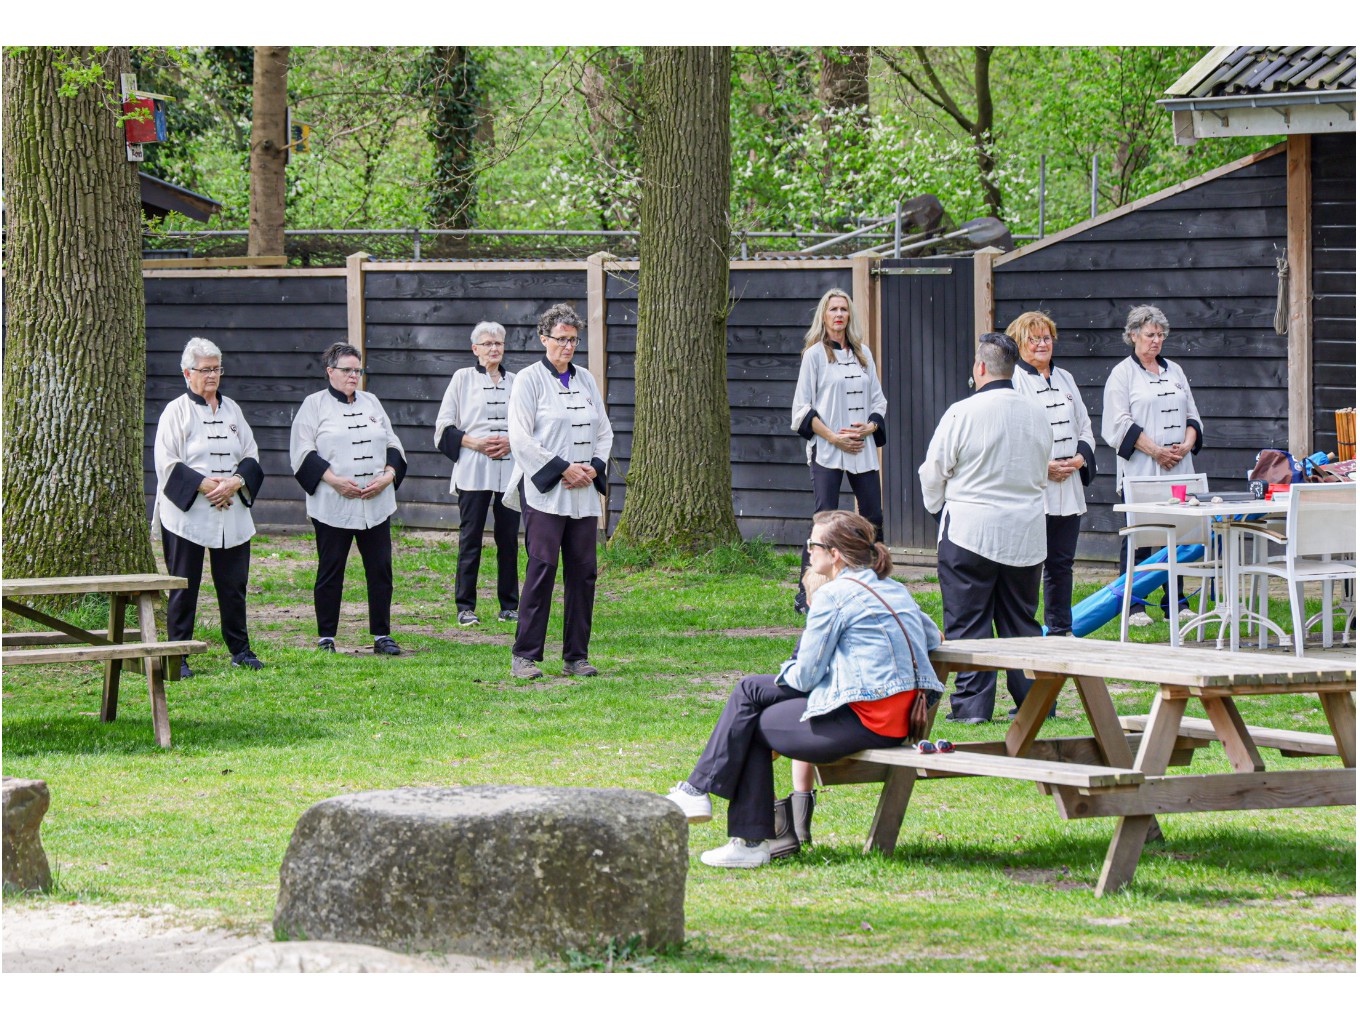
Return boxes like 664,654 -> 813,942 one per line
1336,407 -> 1356,462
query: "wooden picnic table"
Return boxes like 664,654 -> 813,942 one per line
1,574 -> 208,748
816,636 -> 1356,896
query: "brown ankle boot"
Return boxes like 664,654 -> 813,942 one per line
790,790 -> 815,845
769,796 -> 801,859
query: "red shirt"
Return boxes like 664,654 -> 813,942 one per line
850,689 -> 917,738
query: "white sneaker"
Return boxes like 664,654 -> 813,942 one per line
664,783 -> 712,823
1128,611 -> 1155,628
700,838 -> 771,869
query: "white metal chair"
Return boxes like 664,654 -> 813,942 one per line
1235,482 -> 1356,655
1118,473 -> 1219,646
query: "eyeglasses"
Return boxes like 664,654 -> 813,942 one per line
190,366 -> 224,375
1026,337 -> 1053,347
330,365 -> 365,376
542,334 -> 580,347
475,341 -> 506,348
806,540 -> 831,552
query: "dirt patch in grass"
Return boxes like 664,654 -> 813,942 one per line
1003,866 -> 1090,892
684,626 -> 803,640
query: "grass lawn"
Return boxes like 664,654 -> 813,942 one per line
2,529 -> 1353,972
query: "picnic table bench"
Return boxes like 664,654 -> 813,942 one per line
816,636 -> 1355,896
2,574 -> 208,748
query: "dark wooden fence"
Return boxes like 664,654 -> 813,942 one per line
1311,131 -> 1357,450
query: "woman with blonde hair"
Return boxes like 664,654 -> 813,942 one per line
1006,310 -> 1095,638
665,510 -> 942,868
790,289 -> 888,612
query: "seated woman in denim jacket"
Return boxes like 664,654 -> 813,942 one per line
665,509 -> 944,869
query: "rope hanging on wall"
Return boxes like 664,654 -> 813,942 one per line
1273,255 -> 1290,336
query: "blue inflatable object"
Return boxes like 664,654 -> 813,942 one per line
1071,544 -> 1206,637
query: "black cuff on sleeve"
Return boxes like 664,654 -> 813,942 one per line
1076,441 -> 1096,487
531,456 -> 571,494
164,462 -> 204,512
437,427 -> 465,463
386,447 -> 408,491
868,412 -> 887,448
796,409 -> 820,441
294,451 -> 330,496
591,457 -> 608,495
1186,418 -> 1204,455
235,457 -> 264,507
1117,423 -> 1143,461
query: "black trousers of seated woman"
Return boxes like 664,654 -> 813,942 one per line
686,675 -> 902,840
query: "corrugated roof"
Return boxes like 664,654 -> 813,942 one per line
1167,45 -> 1355,97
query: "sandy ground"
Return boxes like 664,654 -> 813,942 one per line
1,901 -> 527,973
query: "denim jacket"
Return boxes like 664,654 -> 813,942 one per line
776,567 -> 943,721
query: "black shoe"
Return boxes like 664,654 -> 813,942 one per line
231,649 -> 264,670
945,714 -> 989,725
497,609 -> 519,622
318,637 -> 336,653
179,658 -> 193,680
373,636 -> 402,656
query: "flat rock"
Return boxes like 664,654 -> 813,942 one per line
274,786 -> 688,958
3,776 -> 53,892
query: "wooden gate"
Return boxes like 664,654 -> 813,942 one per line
878,257 -> 976,550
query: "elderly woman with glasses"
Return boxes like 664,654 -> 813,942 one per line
290,341 -> 407,655
436,321 -> 520,628
154,337 -> 266,677
1101,304 -> 1204,618
665,510 -> 943,868
1007,311 -> 1095,637
790,288 -> 888,613
504,303 -> 614,680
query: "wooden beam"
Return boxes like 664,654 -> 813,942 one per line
361,259 -> 593,273
141,255 -> 287,269
1287,133 -> 1313,457
347,251 -> 369,385
1055,769 -> 1356,819
851,254 -> 883,485
973,247 -> 1000,342
143,268 -> 343,279
585,253 -> 609,401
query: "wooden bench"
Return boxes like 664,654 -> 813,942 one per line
845,746 -> 1144,789
2,573 -> 205,748
1119,714 -> 1338,758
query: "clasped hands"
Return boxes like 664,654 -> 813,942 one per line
326,469 -> 394,500
198,475 -> 242,509
831,421 -> 875,454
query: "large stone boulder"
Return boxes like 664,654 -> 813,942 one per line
3,776 -> 53,892
273,786 -> 687,958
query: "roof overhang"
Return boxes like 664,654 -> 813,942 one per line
1158,89 -> 1356,144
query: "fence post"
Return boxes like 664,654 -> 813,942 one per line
586,251 -> 610,530
347,251 -> 370,387
972,246 -> 1002,343
852,253 -> 884,503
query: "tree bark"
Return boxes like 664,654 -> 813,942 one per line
611,46 -> 739,553
248,45 -> 289,256
1,46 -> 155,589
420,45 -> 481,230
818,46 -> 870,123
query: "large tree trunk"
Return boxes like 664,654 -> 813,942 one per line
611,46 -> 739,554
247,45 -> 289,256
420,45 -> 481,230
818,46 -> 870,122
1,46 -> 155,587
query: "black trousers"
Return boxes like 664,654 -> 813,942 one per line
162,530 -> 252,655
1042,514 -> 1082,635
799,457 -> 884,593
687,675 -> 903,840
937,526 -> 1043,721
312,516 -> 393,638
455,488 -> 520,614
512,502 -> 597,663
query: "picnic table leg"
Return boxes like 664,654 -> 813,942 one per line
1202,695 -> 1265,772
136,592 -> 173,749
1073,675 -> 1163,842
100,593 -> 126,723
1096,690 -> 1185,896
1318,691 -> 1356,768
1004,672 -> 1065,757
864,766 -> 917,857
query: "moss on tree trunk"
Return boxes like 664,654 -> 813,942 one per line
1,46 -> 155,593
611,47 -> 740,554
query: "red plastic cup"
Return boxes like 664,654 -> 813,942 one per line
1267,483 -> 1290,500
1171,484 -> 1187,502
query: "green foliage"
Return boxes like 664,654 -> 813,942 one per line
412,47 -> 484,229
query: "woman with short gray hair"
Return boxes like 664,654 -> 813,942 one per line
435,321 -> 520,627
1101,304 -> 1204,618
154,337 -> 265,676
